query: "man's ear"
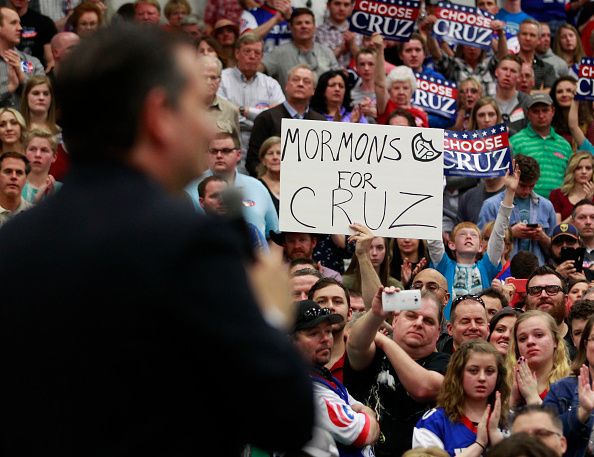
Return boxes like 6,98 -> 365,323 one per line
446,321 -> 453,336
140,87 -> 176,149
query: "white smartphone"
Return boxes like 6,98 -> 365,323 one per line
382,290 -> 422,312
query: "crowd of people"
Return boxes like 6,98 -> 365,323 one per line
3,0 -> 594,456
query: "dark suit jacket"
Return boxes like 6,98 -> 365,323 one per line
0,162 -> 313,456
246,103 -> 326,177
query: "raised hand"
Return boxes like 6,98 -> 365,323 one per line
516,357 -> 542,405
349,222 -> 375,258
578,364 -> 594,423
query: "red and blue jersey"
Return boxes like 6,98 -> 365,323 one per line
412,407 -> 477,456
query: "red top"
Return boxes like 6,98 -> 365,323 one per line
378,99 -> 429,127
549,188 -> 574,221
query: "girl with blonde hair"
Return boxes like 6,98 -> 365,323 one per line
549,152 -> 594,223
506,310 -> 571,407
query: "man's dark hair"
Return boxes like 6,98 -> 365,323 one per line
511,404 -> 563,432
308,277 -> 351,308
527,265 -> 567,293
568,299 -> 594,326
515,154 -> 540,183
488,433 -> 559,457
197,176 -> 226,198
289,8 -> 315,24
55,24 -> 188,163
290,268 -> 323,280
510,251 -> 539,278
0,151 -> 31,175
479,287 -> 509,308
572,198 -> 594,219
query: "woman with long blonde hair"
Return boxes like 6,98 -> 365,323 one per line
0,108 -> 26,154
413,340 -> 509,455
549,152 -> 594,223
506,310 -> 571,407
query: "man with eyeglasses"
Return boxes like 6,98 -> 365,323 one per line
525,266 -> 570,339
438,294 -> 489,354
346,288 -> 450,457
511,405 -> 568,457
291,300 -> 380,456
410,269 -> 450,317
187,128 -> 279,240
218,33 -> 285,155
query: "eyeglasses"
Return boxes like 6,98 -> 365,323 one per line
411,281 -> 446,293
451,294 -> 485,307
526,429 -> 562,439
208,147 -> 238,155
302,307 -> 331,321
526,285 -> 564,297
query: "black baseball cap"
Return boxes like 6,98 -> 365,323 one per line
292,300 -> 344,333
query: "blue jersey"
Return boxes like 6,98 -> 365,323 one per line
412,408 -> 477,457
520,0 -> 567,22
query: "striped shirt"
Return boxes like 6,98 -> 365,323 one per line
510,124 -> 573,199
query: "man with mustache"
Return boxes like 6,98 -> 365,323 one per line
525,265 -> 569,339
291,300 -> 380,456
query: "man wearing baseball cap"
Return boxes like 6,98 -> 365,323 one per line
510,92 -> 573,199
549,222 -> 585,279
291,300 -> 380,456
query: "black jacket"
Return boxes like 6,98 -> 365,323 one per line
0,162 -> 313,456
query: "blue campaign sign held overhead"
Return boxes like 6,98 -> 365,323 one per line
576,58 -> 594,101
349,0 -> 420,41
433,2 -> 495,50
443,124 -> 512,177
412,74 -> 458,121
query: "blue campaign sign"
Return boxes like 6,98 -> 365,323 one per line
576,58 -> 594,101
433,2 -> 494,50
349,0 -> 420,41
412,74 -> 457,121
443,124 -> 512,177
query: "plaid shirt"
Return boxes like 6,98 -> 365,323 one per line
435,53 -> 497,97
315,20 -> 362,68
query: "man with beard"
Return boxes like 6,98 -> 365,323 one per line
309,277 -> 351,382
291,300 -> 380,456
525,266 -> 569,340
548,223 -> 584,280
271,231 -> 342,280
572,200 -> 594,273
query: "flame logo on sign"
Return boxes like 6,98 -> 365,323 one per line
412,133 -> 442,162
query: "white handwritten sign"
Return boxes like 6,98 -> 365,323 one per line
279,119 -> 444,240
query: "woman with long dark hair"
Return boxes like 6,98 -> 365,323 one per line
310,70 -> 367,123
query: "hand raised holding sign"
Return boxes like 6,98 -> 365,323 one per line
503,160 -> 520,194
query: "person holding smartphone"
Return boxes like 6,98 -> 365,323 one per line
548,223 -> 587,281
479,154 -> 557,266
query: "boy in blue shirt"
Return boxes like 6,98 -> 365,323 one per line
429,163 -> 519,319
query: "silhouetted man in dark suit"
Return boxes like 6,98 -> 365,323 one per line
0,24 -> 313,457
